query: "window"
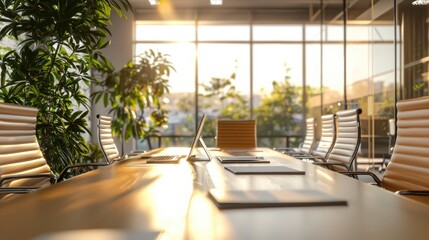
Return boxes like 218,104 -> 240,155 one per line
134,6 -> 400,156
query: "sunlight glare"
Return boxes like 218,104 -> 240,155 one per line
135,165 -> 194,238
157,0 -> 176,20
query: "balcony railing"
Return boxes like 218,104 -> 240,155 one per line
141,134 -> 304,150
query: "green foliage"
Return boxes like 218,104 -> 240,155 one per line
82,143 -> 104,163
176,64 -> 303,147
91,50 -> 174,154
200,72 -> 250,119
0,0 -> 132,173
255,66 -> 303,146
198,72 -> 250,136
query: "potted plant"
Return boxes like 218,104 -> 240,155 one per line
0,0 -> 132,173
91,50 -> 174,155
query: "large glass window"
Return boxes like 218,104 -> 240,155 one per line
306,43 -> 322,120
135,20 -> 309,148
198,43 -> 251,142
253,25 -> 303,41
198,25 -> 250,41
134,22 -> 197,143
253,44 -> 303,147
135,23 -> 195,41
322,43 -> 344,113
398,0 -> 429,99
132,3 -> 411,164
346,0 -> 396,166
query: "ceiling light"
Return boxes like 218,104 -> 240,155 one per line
412,0 -> 429,5
210,0 -> 222,5
149,0 -> 159,5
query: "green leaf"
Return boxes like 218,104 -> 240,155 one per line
0,0 -> 133,174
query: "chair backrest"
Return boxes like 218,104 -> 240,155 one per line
382,96 -> 429,200
326,108 -> 362,171
312,114 -> 336,159
216,119 -> 257,149
298,118 -> 316,155
0,102 -> 52,188
96,115 -> 121,163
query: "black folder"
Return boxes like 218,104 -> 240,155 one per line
208,189 -> 347,209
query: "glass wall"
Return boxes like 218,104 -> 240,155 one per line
133,1 -> 429,166
135,22 -> 197,148
134,14 -> 309,148
398,0 -> 429,99
345,0 -> 396,165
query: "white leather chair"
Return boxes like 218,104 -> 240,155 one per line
97,115 -> 122,163
295,114 -> 336,161
342,97 -> 429,205
275,118 -> 316,156
313,108 -> 362,171
96,114 -> 145,163
0,102 -> 105,199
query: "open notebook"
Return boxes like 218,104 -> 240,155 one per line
139,114 -> 207,163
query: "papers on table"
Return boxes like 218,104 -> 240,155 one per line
217,156 -> 270,163
225,166 -> 305,175
208,189 -> 347,209
34,229 -> 163,240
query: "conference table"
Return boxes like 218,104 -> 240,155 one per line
0,147 -> 428,239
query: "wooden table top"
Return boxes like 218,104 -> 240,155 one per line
0,147 -> 428,240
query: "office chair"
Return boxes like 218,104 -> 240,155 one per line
379,119 -> 396,172
216,119 -> 257,149
96,114 -> 145,163
341,96 -> 429,205
313,108 -> 362,171
294,114 -> 336,161
274,118 -> 316,156
97,114 -> 122,163
0,102 -> 106,199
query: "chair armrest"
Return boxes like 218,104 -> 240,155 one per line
338,171 -> 382,186
130,150 -> 147,154
273,147 -> 294,151
294,155 -> 325,161
273,147 -> 296,154
313,162 -> 352,171
288,152 -> 307,157
57,162 -> 108,182
395,190 -> 429,196
127,150 -> 147,157
127,152 -> 142,157
0,186 -> 40,194
0,173 -> 57,186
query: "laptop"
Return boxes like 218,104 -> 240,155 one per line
140,114 -> 207,163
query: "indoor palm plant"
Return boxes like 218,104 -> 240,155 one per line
92,50 -> 174,154
0,0 -> 132,173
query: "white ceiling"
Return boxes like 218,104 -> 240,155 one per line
129,0 -> 343,10
128,0 -> 396,22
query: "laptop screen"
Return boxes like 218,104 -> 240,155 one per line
186,114 -> 207,159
